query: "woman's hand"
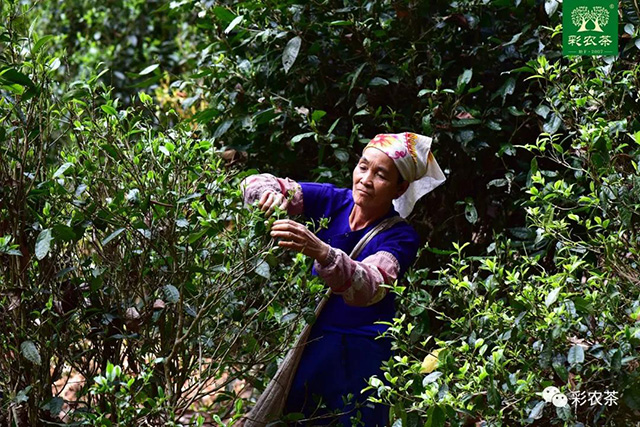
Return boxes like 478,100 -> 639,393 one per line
258,190 -> 289,217
270,219 -> 331,265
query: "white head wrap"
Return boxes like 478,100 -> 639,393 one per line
365,132 -> 446,218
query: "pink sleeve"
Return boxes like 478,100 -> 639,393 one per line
240,173 -> 304,215
314,249 -> 401,307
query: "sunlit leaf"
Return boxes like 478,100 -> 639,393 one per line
255,259 -> 271,280
568,345 -> 585,366
102,228 -> 125,246
20,341 -> 41,365
139,64 -> 159,75
282,36 -> 301,73
224,15 -> 244,34
163,284 -> 180,303
52,162 -> 73,179
35,229 -> 52,260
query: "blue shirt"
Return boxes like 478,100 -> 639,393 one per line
299,182 -> 420,336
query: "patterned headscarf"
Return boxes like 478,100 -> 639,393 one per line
365,132 -> 446,218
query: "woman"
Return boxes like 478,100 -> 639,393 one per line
242,132 -> 445,426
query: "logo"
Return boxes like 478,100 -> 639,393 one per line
542,386 -> 568,408
563,0 -> 618,56
572,6 -> 610,32
539,386 -> 620,411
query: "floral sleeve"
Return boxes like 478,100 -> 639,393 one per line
313,249 -> 400,307
240,173 -> 304,215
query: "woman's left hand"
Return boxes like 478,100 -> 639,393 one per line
270,219 -> 331,265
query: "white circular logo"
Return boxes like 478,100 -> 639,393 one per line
552,393 -> 569,408
542,386 -> 568,407
542,386 -> 560,402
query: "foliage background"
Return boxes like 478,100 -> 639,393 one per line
1,0 -> 640,425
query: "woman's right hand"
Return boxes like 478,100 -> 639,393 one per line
258,190 -> 289,217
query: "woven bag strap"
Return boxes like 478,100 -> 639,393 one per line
348,215 -> 406,260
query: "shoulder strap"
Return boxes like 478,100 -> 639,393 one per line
348,215 -> 406,260
314,215 -> 405,322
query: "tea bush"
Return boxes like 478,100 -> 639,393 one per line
368,52 -> 640,427
0,6 -> 324,423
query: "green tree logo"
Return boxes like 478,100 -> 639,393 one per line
571,6 -> 609,32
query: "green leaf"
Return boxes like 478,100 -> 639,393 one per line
291,132 -> 315,144
535,104 -> 550,119
457,69 -> 473,89
211,6 -> 236,25
255,259 -> 271,280
624,384 -> 640,409
138,91 -> 153,104
543,114 -> 562,134
334,149 -> 349,163
508,227 -> 535,240
20,341 -> 41,365
327,118 -> 340,134
139,64 -> 159,75
507,106 -> 526,116
422,371 -> 442,385
465,203 -> 478,224
102,228 -> 125,246
224,15 -> 244,34
129,73 -> 162,88
52,225 -> 76,242
35,229 -> 53,260
163,284 -> 180,303
498,77 -> 516,104
192,107 -> 221,124
349,63 -> 366,92
52,162 -> 73,179
527,401 -> 545,420
187,229 -> 207,244
568,345 -> 585,366
328,20 -> 352,26
48,57 -> 61,72
15,387 -> 31,404
369,77 -> 389,86
0,68 -> 35,88
544,0 -> 559,16
545,287 -> 561,308
487,178 -> 508,188
611,349 -> 622,370
424,405 -> 445,427
43,397 -> 64,415
178,192 -> 202,204
213,119 -> 233,138
312,110 -> 326,122
33,35 -> 54,53
282,36 -> 301,74
452,119 -> 482,127
101,105 -> 117,116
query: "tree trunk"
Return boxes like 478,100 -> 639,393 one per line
578,18 -> 589,32
592,19 -> 603,32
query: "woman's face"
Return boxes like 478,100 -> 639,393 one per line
352,148 -> 407,211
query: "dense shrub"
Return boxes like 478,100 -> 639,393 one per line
0,7 -> 323,423
369,54 -> 640,427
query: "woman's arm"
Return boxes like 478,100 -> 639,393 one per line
269,219 -> 404,307
240,173 -> 304,216
314,248 -> 400,307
